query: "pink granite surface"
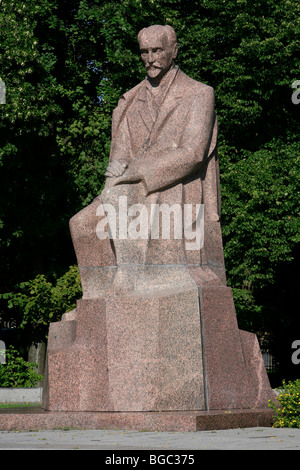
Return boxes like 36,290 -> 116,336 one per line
199,286 -> 276,410
43,283 -> 275,414
44,288 -> 206,412
0,408 -> 274,432
42,25 -> 275,426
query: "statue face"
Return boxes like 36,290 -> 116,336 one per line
139,30 -> 178,82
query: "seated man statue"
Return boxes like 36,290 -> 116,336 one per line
43,25 -> 274,416
70,24 -> 225,298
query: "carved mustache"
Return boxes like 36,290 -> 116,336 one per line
146,65 -> 161,71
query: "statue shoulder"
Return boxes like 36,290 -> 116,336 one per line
111,80 -> 145,133
177,69 -> 214,97
117,80 -> 145,106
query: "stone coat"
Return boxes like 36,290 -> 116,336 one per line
70,67 -> 225,282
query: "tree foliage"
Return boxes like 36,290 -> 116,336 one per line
0,0 -> 299,379
0,346 -> 43,387
0,266 -> 81,345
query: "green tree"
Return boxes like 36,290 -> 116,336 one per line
0,266 -> 82,345
0,1 -> 299,380
0,346 -> 43,387
0,0 -> 110,291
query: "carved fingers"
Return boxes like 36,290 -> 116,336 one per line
105,160 -> 128,178
109,165 -> 143,187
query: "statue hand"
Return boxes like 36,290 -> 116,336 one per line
109,164 -> 142,186
105,160 -> 128,177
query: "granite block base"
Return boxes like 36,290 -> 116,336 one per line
0,407 -> 274,432
42,276 -> 275,415
43,288 -> 206,412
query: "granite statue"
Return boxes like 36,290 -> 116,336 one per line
67,24 -> 223,297
42,26 -> 275,427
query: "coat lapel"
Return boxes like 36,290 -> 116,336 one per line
147,67 -> 184,145
136,85 -> 156,133
125,68 -> 186,154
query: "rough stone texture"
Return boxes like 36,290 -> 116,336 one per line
199,286 -> 275,410
43,280 -> 275,414
42,25 -> 275,426
43,289 -> 205,412
0,407 -> 274,432
0,388 -> 42,404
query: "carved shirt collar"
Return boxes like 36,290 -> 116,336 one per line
145,65 -> 178,117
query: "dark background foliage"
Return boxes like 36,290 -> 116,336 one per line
0,0 -> 299,383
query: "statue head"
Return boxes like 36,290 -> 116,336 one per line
138,25 -> 178,83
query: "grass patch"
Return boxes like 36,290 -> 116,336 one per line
0,402 -> 41,408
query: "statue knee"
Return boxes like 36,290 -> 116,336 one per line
69,197 -> 100,243
69,206 -> 89,242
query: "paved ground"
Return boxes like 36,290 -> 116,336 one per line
0,427 -> 299,450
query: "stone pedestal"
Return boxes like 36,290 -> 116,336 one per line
42,24 -> 276,426
0,407 -> 274,432
42,270 -> 275,416
43,287 -> 204,412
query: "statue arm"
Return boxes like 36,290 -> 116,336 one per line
105,81 -> 145,176
105,100 -> 131,177
141,88 -> 215,194
109,88 -> 215,194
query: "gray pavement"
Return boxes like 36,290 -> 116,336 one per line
0,427 -> 299,450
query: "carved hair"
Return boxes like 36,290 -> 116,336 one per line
138,25 -> 177,47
